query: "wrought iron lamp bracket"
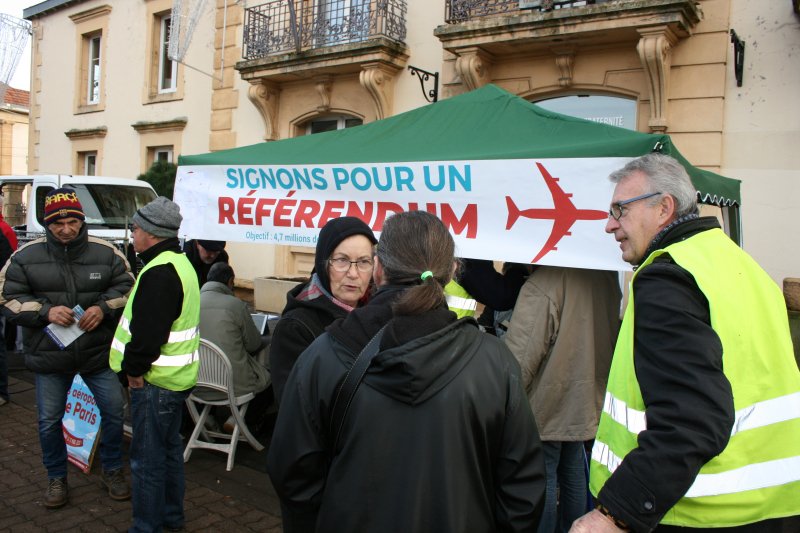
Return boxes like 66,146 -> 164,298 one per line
730,29 -> 745,87
408,65 -> 439,103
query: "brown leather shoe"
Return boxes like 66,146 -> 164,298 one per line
44,477 -> 68,509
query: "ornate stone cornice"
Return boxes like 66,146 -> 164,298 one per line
435,0 -> 700,94
237,37 -> 408,84
248,80 -> 281,141
64,126 -> 107,140
69,5 -> 112,24
131,118 -> 188,133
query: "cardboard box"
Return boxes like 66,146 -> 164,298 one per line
254,276 -> 307,314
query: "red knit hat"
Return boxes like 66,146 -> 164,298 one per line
44,188 -> 85,225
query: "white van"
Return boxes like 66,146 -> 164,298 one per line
0,175 -> 157,246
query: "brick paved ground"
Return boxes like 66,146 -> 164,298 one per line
0,355 -> 284,533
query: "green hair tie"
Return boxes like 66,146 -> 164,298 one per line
420,271 -> 434,281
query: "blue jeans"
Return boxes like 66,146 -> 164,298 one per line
537,441 -> 589,533
35,368 -> 125,479
0,317 -> 7,401
129,382 -> 189,533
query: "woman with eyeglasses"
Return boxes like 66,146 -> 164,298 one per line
269,216 -> 377,408
268,210 -> 545,533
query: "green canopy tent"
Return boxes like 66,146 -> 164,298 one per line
177,84 -> 742,262
181,84 -> 738,199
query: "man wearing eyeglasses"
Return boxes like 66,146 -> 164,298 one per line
570,154 -> 800,532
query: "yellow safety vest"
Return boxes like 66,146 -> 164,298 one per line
590,228 -> 800,527
110,251 -> 200,391
444,280 -> 477,318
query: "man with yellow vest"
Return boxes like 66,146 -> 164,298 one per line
571,154 -> 800,532
110,197 -> 200,533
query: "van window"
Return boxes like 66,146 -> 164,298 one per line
36,184 -> 157,230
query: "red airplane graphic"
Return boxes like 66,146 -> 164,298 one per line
506,162 -> 608,263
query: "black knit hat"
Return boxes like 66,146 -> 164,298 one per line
314,217 -> 377,292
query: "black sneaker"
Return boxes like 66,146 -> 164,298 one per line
101,469 -> 131,501
44,477 -> 68,509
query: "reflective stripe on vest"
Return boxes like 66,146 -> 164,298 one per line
444,280 -> 477,318
600,391 -> 800,440
595,391 -> 800,497
590,228 -> 800,527
109,250 -> 200,391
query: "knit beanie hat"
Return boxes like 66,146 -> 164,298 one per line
314,217 -> 377,292
132,196 -> 182,238
44,188 -> 85,225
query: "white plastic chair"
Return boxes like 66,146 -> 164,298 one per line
183,339 -> 266,471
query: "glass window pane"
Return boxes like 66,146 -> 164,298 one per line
310,119 -> 338,134
534,95 -> 637,131
159,15 -> 176,92
88,35 -> 101,104
306,115 -> 362,135
70,184 -> 158,228
85,153 -> 97,176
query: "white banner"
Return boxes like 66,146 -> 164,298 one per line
174,157 -> 632,271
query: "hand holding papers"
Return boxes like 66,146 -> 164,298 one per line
45,305 -> 86,350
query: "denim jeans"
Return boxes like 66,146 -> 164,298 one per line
0,317 -> 7,401
129,382 -> 190,533
35,368 -> 125,479
537,441 -> 589,533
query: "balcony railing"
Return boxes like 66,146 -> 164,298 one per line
445,0 -> 609,23
243,0 -> 407,60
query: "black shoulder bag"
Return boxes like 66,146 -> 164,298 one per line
329,326 -> 387,454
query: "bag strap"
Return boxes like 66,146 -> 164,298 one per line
330,325 -> 387,453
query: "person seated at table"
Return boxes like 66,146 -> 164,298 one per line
269,217 -> 377,408
199,262 -> 270,430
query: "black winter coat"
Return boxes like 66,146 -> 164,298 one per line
268,281 -> 348,406
267,287 -> 546,533
597,216 -> 800,533
0,225 -> 133,374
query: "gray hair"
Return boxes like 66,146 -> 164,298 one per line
609,153 -> 699,218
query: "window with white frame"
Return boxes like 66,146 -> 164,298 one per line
158,15 -> 177,93
305,115 -> 363,135
152,146 -> 174,164
87,34 -> 101,104
81,151 -> 98,175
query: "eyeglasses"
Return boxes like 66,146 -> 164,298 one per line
328,257 -> 374,273
127,223 -> 139,232
608,192 -> 662,220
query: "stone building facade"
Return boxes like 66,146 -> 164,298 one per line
23,0 -> 799,285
